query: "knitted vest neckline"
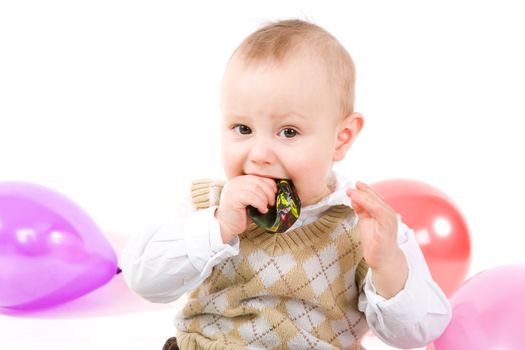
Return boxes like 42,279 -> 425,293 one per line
242,205 -> 353,256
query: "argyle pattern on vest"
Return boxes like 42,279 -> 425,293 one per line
175,180 -> 369,350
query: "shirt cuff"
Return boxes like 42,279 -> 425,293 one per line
184,206 -> 240,274
365,261 -> 447,326
367,270 -> 411,318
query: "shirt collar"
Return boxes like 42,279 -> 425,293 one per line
300,170 -> 354,213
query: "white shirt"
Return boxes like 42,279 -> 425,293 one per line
122,172 -> 451,348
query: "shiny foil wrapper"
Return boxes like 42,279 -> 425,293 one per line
247,179 -> 301,233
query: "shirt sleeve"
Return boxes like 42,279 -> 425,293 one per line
121,191 -> 240,303
358,222 -> 452,348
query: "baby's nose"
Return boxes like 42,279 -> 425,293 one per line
248,138 -> 276,165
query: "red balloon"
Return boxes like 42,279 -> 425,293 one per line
371,179 -> 471,296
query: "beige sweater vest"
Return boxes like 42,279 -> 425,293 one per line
176,180 -> 369,350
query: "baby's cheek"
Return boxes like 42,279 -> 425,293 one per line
222,151 -> 243,176
223,162 -> 241,179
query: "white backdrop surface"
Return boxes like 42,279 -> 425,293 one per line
1,1 -> 524,349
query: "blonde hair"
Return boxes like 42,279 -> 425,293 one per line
231,19 -> 356,116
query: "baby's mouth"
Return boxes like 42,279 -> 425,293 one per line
244,172 -> 279,180
243,173 -> 292,182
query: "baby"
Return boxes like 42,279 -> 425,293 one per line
123,19 -> 451,349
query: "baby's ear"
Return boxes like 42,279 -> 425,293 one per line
333,112 -> 364,162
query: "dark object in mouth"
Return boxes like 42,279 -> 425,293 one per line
247,179 -> 301,233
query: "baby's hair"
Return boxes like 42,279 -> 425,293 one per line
231,19 -> 356,116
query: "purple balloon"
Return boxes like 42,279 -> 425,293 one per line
0,182 -> 117,311
434,264 -> 525,349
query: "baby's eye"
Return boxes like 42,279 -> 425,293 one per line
278,128 -> 298,138
233,124 -> 252,135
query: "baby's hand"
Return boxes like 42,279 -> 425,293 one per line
215,175 -> 277,243
347,181 -> 408,298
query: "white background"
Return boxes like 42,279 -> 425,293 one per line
1,1 -> 524,349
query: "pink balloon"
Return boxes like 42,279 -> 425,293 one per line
434,264 -> 525,349
0,182 -> 117,311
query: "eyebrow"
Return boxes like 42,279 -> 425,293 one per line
223,112 -> 308,121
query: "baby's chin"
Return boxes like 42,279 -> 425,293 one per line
300,187 -> 334,207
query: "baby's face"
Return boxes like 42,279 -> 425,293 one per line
220,53 -> 344,206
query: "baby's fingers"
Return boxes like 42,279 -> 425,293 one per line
243,176 -> 278,206
238,186 -> 270,213
257,178 -> 278,206
355,181 -> 387,204
347,182 -> 394,219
